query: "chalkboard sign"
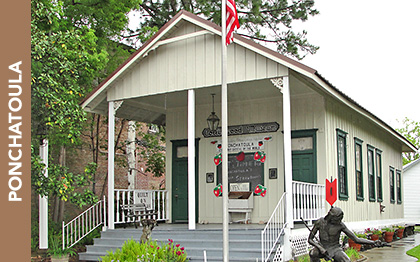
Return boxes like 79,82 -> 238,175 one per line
217,153 -> 264,192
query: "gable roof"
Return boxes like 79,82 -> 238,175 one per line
81,10 -> 417,153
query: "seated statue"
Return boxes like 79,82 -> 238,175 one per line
308,207 -> 381,262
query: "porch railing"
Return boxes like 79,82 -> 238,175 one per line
292,181 -> 325,222
114,189 -> 168,224
62,196 -> 106,249
261,192 -> 287,262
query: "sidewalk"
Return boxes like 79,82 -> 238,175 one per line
362,233 -> 420,261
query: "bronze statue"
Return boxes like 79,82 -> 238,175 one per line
308,207 -> 381,262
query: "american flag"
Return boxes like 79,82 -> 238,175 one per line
226,0 -> 240,45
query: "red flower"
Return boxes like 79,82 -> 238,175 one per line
181,247 -> 184,251
150,245 -> 154,248
157,247 -> 160,250
176,244 -> 180,247
168,239 -> 173,243
177,251 -> 182,256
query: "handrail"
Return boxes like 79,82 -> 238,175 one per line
261,192 -> 287,262
292,181 -> 325,222
62,196 -> 106,249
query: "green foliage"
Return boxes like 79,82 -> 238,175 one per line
396,117 -> 420,165
125,0 -> 319,59
345,247 -> 362,261
47,234 -> 76,259
31,146 -> 98,207
31,0 -> 109,144
137,125 -> 166,177
382,227 -> 394,233
101,239 -> 188,262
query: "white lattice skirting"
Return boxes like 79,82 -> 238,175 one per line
291,232 -> 311,258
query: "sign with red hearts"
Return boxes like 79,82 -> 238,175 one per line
236,151 -> 245,161
254,184 -> 267,197
214,153 -> 222,166
213,183 -> 222,197
254,151 -> 266,163
326,178 -> 337,206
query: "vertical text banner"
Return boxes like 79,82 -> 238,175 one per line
0,0 -> 31,260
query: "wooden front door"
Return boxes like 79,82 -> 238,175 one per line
292,130 -> 317,184
171,140 -> 198,223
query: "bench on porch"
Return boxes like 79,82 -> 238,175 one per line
120,203 -> 157,228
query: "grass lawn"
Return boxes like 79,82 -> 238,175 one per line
407,244 -> 420,262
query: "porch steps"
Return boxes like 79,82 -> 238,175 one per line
79,227 -> 263,261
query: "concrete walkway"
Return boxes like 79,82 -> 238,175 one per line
362,233 -> 420,261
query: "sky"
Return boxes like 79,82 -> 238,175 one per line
128,1 -> 420,128
294,0 -> 420,128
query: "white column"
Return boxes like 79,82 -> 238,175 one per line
188,89 -> 196,230
39,139 -> 48,249
283,75 -> 294,261
108,101 -> 115,229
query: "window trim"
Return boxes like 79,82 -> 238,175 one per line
354,138 -> 364,201
367,145 -> 376,202
396,169 -> 402,204
390,166 -> 395,204
376,149 -> 383,202
336,129 -> 348,200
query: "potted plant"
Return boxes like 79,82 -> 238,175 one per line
382,227 -> 395,243
365,228 -> 382,241
47,235 -> 76,262
347,232 -> 366,251
395,225 -> 405,239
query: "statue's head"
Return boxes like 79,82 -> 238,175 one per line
326,207 -> 344,225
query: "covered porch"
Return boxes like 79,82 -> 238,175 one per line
80,10 -> 329,261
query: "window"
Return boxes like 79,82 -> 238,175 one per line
396,170 -> 402,204
355,138 -> 364,201
390,167 -> 395,203
376,149 -> 383,202
337,129 -> 348,200
367,145 -> 375,201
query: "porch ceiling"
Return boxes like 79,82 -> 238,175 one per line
114,76 -> 314,125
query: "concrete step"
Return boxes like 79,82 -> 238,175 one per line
79,228 -> 263,261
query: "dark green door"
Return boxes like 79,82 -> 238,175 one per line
171,140 -> 199,223
292,130 -> 317,184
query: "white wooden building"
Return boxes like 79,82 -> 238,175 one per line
403,158 -> 420,225
81,10 -> 416,260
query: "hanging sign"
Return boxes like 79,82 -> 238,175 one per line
202,122 -> 280,138
134,191 -> 152,209
326,178 -> 337,206
213,135 -> 273,153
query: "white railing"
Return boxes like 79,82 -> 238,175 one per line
292,181 -> 325,222
261,192 -> 287,262
62,196 -> 106,249
114,189 -> 168,224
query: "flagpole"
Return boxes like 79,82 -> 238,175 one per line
221,0 -> 229,261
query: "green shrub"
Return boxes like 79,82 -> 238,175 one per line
101,239 -> 188,262
47,234 -> 76,259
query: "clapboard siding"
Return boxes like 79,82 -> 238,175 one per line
324,97 -> 404,222
403,160 -> 420,222
107,23 -> 287,102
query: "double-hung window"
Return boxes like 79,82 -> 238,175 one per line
367,145 -> 375,201
354,138 -> 363,201
390,166 -> 395,203
396,170 -> 402,204
337,129 -> 348,200
376,149 -> 383,202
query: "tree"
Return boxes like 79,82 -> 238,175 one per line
122,0 -> 319,59
396,117 -> 420,165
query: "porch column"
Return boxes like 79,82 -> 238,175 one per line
282,75 -> 294,229
108,101 -> 115,229
188,89 -> 196,230
39,139 -> 48,249
282,75 -> 294,262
